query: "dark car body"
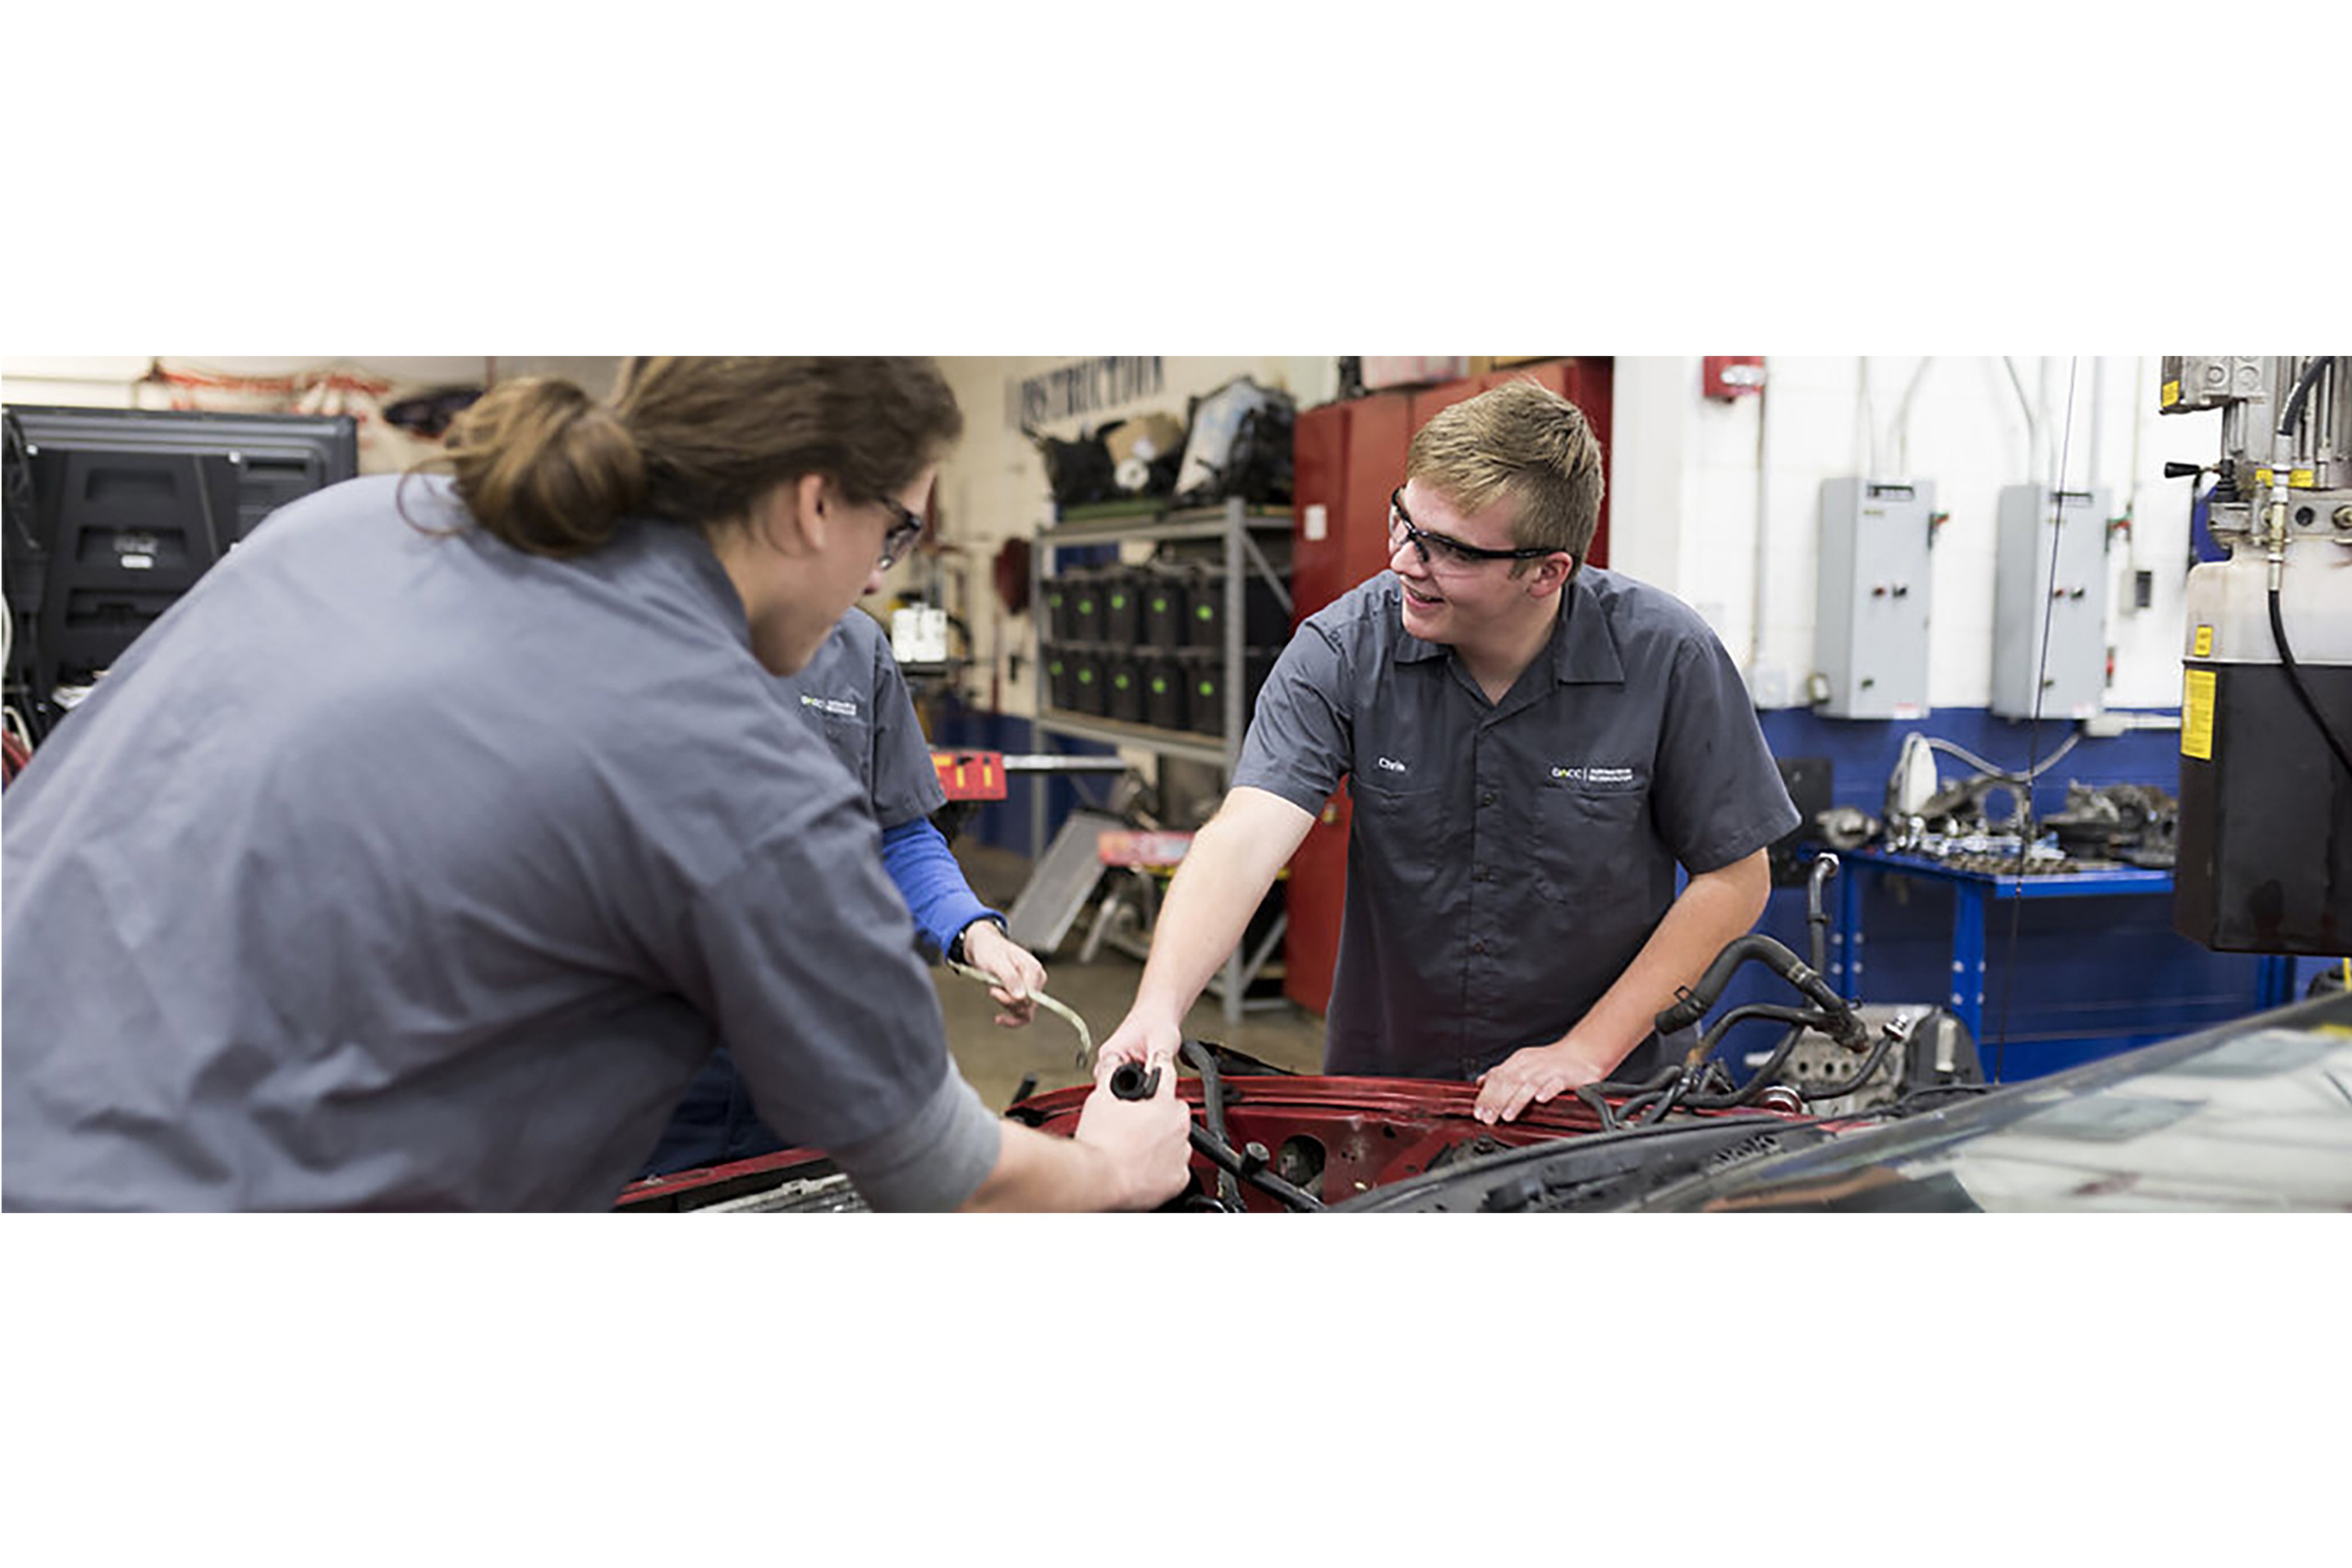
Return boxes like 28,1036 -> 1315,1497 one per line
1349,990 -> 2352,1213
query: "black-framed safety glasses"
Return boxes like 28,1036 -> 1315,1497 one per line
1388,487 -> 1558,569
876,497 -> 926,570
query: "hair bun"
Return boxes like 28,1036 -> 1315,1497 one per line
445,378 -> 648,558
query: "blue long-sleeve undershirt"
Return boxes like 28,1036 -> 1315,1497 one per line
879,817 -> 1001,961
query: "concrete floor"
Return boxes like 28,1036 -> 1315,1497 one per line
933,840 -> 1328,1110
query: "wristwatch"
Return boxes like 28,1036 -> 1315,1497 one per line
947,915 -> 1008,967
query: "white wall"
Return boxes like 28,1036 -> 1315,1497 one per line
1616,355 -> 2218,712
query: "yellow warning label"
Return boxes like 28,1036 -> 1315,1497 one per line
2183,668 -> 2217,760
2193,625 -> 2213,658
2162,379 -> 2180,408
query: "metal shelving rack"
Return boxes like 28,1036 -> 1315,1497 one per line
1029,496 -> 1294,1024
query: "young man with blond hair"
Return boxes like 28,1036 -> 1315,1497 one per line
1094,379 -> 1797,1124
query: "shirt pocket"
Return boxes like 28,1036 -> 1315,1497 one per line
815,710 -> 877,797
1351,781 -> 1446,898
1530,782 -> 1650,909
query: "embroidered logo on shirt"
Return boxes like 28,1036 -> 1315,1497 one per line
1551,764 -> 1639,787
800,694 -> 859,719
1376,756 -> 1409,774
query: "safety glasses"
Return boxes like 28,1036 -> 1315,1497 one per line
1388,487 -> 1557,571
876,497 -> 926,570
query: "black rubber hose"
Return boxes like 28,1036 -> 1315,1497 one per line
1630,1077 -> 1688,1126
2276,356 -> 2332,439
1615,1086 -> 1667,1124
2269,589 -> 2352,780
1184,1128 -> 1324,1212
1682,1003 -> 1843,1109
1695,1002 -> 1837,1069
1108,1063 -> 1161,1100
1653,934 -> 1864,1047
1594,1064 -> 1683,1095
1805,856 -> 1840,975
1179,1039 -> 1243,1210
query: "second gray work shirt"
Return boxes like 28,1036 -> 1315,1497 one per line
1235,569 -> 1800,1080
774,608 -> 946,832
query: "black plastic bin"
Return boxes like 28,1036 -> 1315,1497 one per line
1104,651 -> 1145,724
1139,564 -> 1188,650
1183,568 -> 1289,650
1100,564 -> 1143,647
1142,653 -> 1187,731
1179,647 -> 1280,736
1068,643 -> 1109,716
1066,568 -> 1108,643
1042,643 -> 1081,711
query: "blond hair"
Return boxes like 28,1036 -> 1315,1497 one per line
1405,378 -> 1605,566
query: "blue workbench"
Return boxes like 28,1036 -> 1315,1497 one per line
1828,848 -> 2299,1080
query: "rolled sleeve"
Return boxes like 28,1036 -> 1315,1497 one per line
1232,625 -> 1354,813
866,643 -> 949,831
828,1063 -> 1002,1213
1653,635 -> 1800,872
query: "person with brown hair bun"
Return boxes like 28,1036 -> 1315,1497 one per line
2,356 -> 1189,1213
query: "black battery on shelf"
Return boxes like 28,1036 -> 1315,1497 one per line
1143,653 -> 1187,731
1066,568 -> 1106,643
1104,650 -> 1145,724
1140,564 -> 1187,649
1182,566 -> 1290,649
1101,564 -> 1143,647
1069,644 -> 1109,717
1042,644 -> 1079,711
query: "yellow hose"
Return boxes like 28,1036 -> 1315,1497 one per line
947,959 -> 1094,1070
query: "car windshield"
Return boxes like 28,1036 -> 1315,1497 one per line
1633,994 -> 2352,1212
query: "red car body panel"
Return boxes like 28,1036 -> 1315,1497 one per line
615,1073 -> 1813,1213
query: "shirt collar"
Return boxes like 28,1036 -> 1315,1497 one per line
1388,568 -> 1625,685
1549,568 -> 1626,685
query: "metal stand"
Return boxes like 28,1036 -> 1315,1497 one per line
1030,497 -> 1294,1024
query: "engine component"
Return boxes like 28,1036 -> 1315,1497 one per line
1766,1005 -> 1982,1117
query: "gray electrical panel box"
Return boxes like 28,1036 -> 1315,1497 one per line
1813,477 -> 1935,719
1991,483 -> 2111,719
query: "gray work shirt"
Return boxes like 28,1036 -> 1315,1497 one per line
777,609 -> 944,832
1235,569 -> 1799,1080
2,475 -> 1000,1212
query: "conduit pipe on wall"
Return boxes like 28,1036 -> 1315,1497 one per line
1893,357 -> 1933,477
1748,375 -> 1771,679
2004,356 -> 2041,481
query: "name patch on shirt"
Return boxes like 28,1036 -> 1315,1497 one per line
800,694 -> 860,719
1549,764 -> 1642,791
